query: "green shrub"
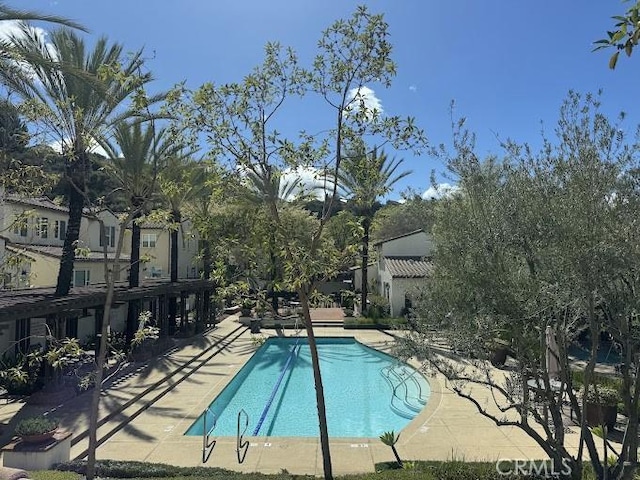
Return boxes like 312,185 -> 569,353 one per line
344,316 -> 407,329
365,294 -> 390,319
0,352 -> 43,395
340,289 -> 356,309
55,460 -> 312,479
583,385 -> 619,406
241,298 -> 255,310
572,369 -> 622,391
375,460 -> 522,479
16,416 -> 59,436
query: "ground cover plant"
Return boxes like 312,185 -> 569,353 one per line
44,459 -> 571,480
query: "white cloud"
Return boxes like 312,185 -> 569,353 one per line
0,20 -> 58,73
422,182 -> 459,200
281,166 -> 335,201
409,84 -> 417,92
346,85 -> 383,121
49,138 -> 111,158
0,20 -> 51,52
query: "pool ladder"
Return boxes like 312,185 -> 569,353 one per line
380,364 -> 428,418
237,409 -> 249,464
201,407 -> 217,463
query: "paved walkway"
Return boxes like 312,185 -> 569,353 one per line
0,313 -> 616,475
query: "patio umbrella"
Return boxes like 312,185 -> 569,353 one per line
545,325 -> 560,380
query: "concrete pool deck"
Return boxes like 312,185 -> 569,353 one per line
0,314 -> 611,475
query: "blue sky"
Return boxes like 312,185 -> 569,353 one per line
9,1 -> 640,199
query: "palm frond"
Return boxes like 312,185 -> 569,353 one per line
0,2 -> 87,31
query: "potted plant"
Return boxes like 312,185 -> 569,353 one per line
240,299 -> 254,318
584,385 -> 619,430
15,416 -> 59,444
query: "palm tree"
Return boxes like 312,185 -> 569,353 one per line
100,120 -> 179,346
0,28 -> 154,298
184,162 -> 234,332
159,155 -> 204,335
380,431 -> 403,468
243,165 -> 304,310
339,147 -> 412,313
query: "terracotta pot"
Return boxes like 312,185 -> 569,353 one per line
20,429 -> 57,444
585,403 -> 617,430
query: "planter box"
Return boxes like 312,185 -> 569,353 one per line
2,431 -> 71,470
344,322 -> 391,330
585,403 -> 617,430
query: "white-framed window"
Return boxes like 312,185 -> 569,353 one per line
36,217 -> 48,238
73,269 -> 91,287
100,226 -> 115,248
13,218 -> 27,237
142,233 -> 157,248
54,220 -> 67,240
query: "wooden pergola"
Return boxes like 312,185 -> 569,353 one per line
0,279 -> 217,354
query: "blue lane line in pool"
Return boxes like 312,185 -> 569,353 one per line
252,339 -> 301,436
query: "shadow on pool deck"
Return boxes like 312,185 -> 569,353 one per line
1,316 -> 591,475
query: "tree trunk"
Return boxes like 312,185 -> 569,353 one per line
168,210 -> 180,335
269,231 -> 278,311
391,445 -> 403,468
198,238 -> 212,333
125,211 -> 142,348
360,216 -> 371,314
55,183 -> 85,297
299,289 -> 333,480
86,272 -> 113,480
86,214 -> 130,480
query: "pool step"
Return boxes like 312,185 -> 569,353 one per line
380,365 -> 428,419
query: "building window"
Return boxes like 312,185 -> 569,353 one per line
100,226 -> 116,248
36,218 -> 48,238
13,219 -> 27,237
54,220 -> 67,240
142,233 -> 157,248
73,269 -> 91,287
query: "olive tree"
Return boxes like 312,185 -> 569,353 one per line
174,6 -> 426,478
400,92 -> 640,480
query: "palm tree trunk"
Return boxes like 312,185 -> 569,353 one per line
198,238 -> 212,333
360,216 -> 371,314
125,211 -> 141,348
168,210 -> 180,335
299,289 -> 333,480
54,183 -> 84,297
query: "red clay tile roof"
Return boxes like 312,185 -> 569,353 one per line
384,257 -> 432,278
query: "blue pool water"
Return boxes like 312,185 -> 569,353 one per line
185,337 -> 430,437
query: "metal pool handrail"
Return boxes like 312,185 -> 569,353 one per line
392,366 -> 426,404
381,364 -> 426,413
236,408 -> 249,464
202,407 -> 216,463
251,339 -> 300,436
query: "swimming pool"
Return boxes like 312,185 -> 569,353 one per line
185,337 -> 430,437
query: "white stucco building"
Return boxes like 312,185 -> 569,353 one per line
353,229 -> 433,317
